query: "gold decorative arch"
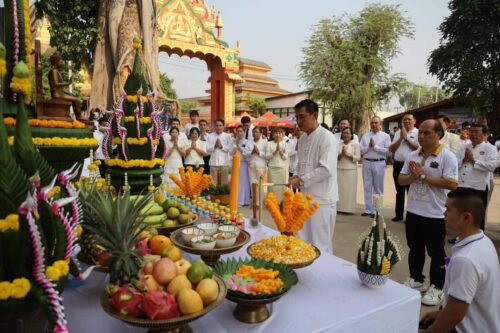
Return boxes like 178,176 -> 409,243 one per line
156,0 -> 241,121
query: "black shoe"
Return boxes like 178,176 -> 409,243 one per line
361,213 -> 372,217
447,238 -> 457,244
391,217 -> 404,222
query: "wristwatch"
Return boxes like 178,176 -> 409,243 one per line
420,174 -> 427,181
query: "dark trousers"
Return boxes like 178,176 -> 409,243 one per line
458,187 -> 488,230
405,211 -> 446,289
393,161 -> 408,218
203,155 -> 210,175
98,160 -> 107,178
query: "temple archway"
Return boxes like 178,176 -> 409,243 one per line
156,0 -> 242,121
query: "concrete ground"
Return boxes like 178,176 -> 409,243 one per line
240,165 -> 500,319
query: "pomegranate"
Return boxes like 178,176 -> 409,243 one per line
142,290 -> 178,320
110,286 -> 143,317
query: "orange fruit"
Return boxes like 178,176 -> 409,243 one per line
150,235 -> 172,255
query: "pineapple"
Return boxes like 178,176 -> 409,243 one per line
81,189 -> 152,284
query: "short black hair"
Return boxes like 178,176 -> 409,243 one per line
320,123 -> 329,130
294,99 -> 319,114
236,125 -> 244,131
252,126 -> 261,133
461,121 -> 470,128
341,127 -> 354,140
214,118 -> 225,126
189,127 -> 200,136
434,115 -> 450,124
199,119 -> 208,125
169,126 -> 179,135
447,188 -> 485,227
189,110 -> 199,117
471,123 -> 488,134
169,117 -> 180,125
241,116 -> 251,124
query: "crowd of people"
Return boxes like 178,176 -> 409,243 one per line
88,100 -> 500,332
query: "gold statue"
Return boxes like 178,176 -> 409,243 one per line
48,52 -> 81,119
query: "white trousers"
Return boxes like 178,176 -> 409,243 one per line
297,203 -> 337,254
362,160 -> 386,214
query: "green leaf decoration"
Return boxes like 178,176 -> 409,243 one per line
124,48 -> 143,95
213,257 -> 298,300
13,96 -> 37,177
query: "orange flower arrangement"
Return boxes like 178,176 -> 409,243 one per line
265,189 -> 320,233
169,166 -> 212,197
4,118 -> 86,129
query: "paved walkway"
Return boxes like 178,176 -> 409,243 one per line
240,165 -> 500,317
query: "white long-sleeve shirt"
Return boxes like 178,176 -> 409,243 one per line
249,138 -> 268,168
287,137 -> 298,174
441,131 -> 461,155
457,142 -> 497,190
359,130 -> 391,159
296,125 -> 339,204
206,132 -> 233,167
266,140 -> 289,168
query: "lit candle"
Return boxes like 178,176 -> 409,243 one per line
229,150 -> 240,213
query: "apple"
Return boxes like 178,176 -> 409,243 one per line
175,258 -> 192,276
153,258 -> 178,285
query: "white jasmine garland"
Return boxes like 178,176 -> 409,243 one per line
387,250 -> 393,260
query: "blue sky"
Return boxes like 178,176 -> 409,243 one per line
159,0 -> 450,100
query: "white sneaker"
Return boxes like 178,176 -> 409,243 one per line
403,278 -> 427,292
422,285 -> 444,306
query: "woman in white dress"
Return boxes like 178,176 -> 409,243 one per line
183,127 -> 207,172
337,127 -> 361,214
249,127 -> 268,202
234,126 -> 253,206
266,127 -> 289,202
163,127 -> 185,186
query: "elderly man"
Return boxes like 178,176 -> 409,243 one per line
419,189 -> 500,333
334,118 -> 359,144
290,99 -> 339,254
389,114 -> 419,221
456,124 -> 497,230
359,116 -> 391,217
399,119 -> 458,306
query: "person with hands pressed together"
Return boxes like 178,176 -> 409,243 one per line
389,114 -> 419,221
266,127 -> 289,202
163,127 -> 186,186
359,116 -> 391,217
419,188 -> 500,333
249,127 -> 268,202
337,127 -> 361,214
399,119 -> 458,306
234,125 -> 253,206
183,127 -> 207,172
206,118 -> 233,186
289,99 -> 339,254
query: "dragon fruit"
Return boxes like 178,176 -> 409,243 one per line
142,290 -> 178,320
110,286 -> 143,317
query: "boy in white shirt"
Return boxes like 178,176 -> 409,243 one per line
184,110 -> 199,137
419,188 -> 500,333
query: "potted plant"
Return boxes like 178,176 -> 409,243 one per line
204,184 -> 230,205
356,195 -> 404,288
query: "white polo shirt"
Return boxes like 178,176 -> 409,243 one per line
443,231 -> 500,333
401,144 -> 458,218
457,142 -> 497,191
392,128 -> 419,162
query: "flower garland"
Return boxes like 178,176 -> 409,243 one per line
7,136 -> 98,147
111,137 -> 159,146
0,43 -> 6,77
23,0 -> 31,70
123,116 -> 152,124
105,158 -> 164,169
0,214 -> 20,232
45,260 -> 69,282
126,95 -> 149,104
0,278 -> 31,300
4,118 -> 86,129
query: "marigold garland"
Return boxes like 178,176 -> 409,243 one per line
4,117 -> 86,129
123,116 -> 152,124
0,214 -> 20,232
0,58 -> 6,78
8,136 -> 98,147
126,95 -> 149,103
23,0 -> 32,69
169,166 -> 212,197
10,76 -> 32,103
105,158 -> 164,169
0,278 -> 31,300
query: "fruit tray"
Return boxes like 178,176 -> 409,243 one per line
156,215 -> 198,237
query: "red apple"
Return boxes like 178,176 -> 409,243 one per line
152,258 -> 178,285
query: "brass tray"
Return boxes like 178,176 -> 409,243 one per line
170,227 -> 251,266
156,215 -> 198,237
101,275 -> 227,333
247,243 -> 321,269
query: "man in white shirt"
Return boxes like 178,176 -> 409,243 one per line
435,115 -> 461,155
419,188 -> 500,333
399,119 -> 458,306
459,121 -> 471,146
359,116 -> 391,217
334,119 -> 359,144
206,119 -> 233,186
456,124 -> 497,230
389,114 -> 419,221
199,119 -> 210,174
163,118 -> 188,144
241,116 -> 254,141
290,99 -> 339,254
287,129 -> 299,177
184,110 -> 199,137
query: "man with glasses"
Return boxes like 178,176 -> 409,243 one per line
389,114 -> 419,221
359,116 -> 391,217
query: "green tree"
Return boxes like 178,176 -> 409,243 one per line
35,0 -> 100,71
159,73 -> 178,99
428,0 -> 500,134
245,94 -> 267,116
181,100 -> 199,113
300,4 -> 413,133
397,81 -> 450,110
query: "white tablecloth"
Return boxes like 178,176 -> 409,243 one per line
63,224 -> 420,333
